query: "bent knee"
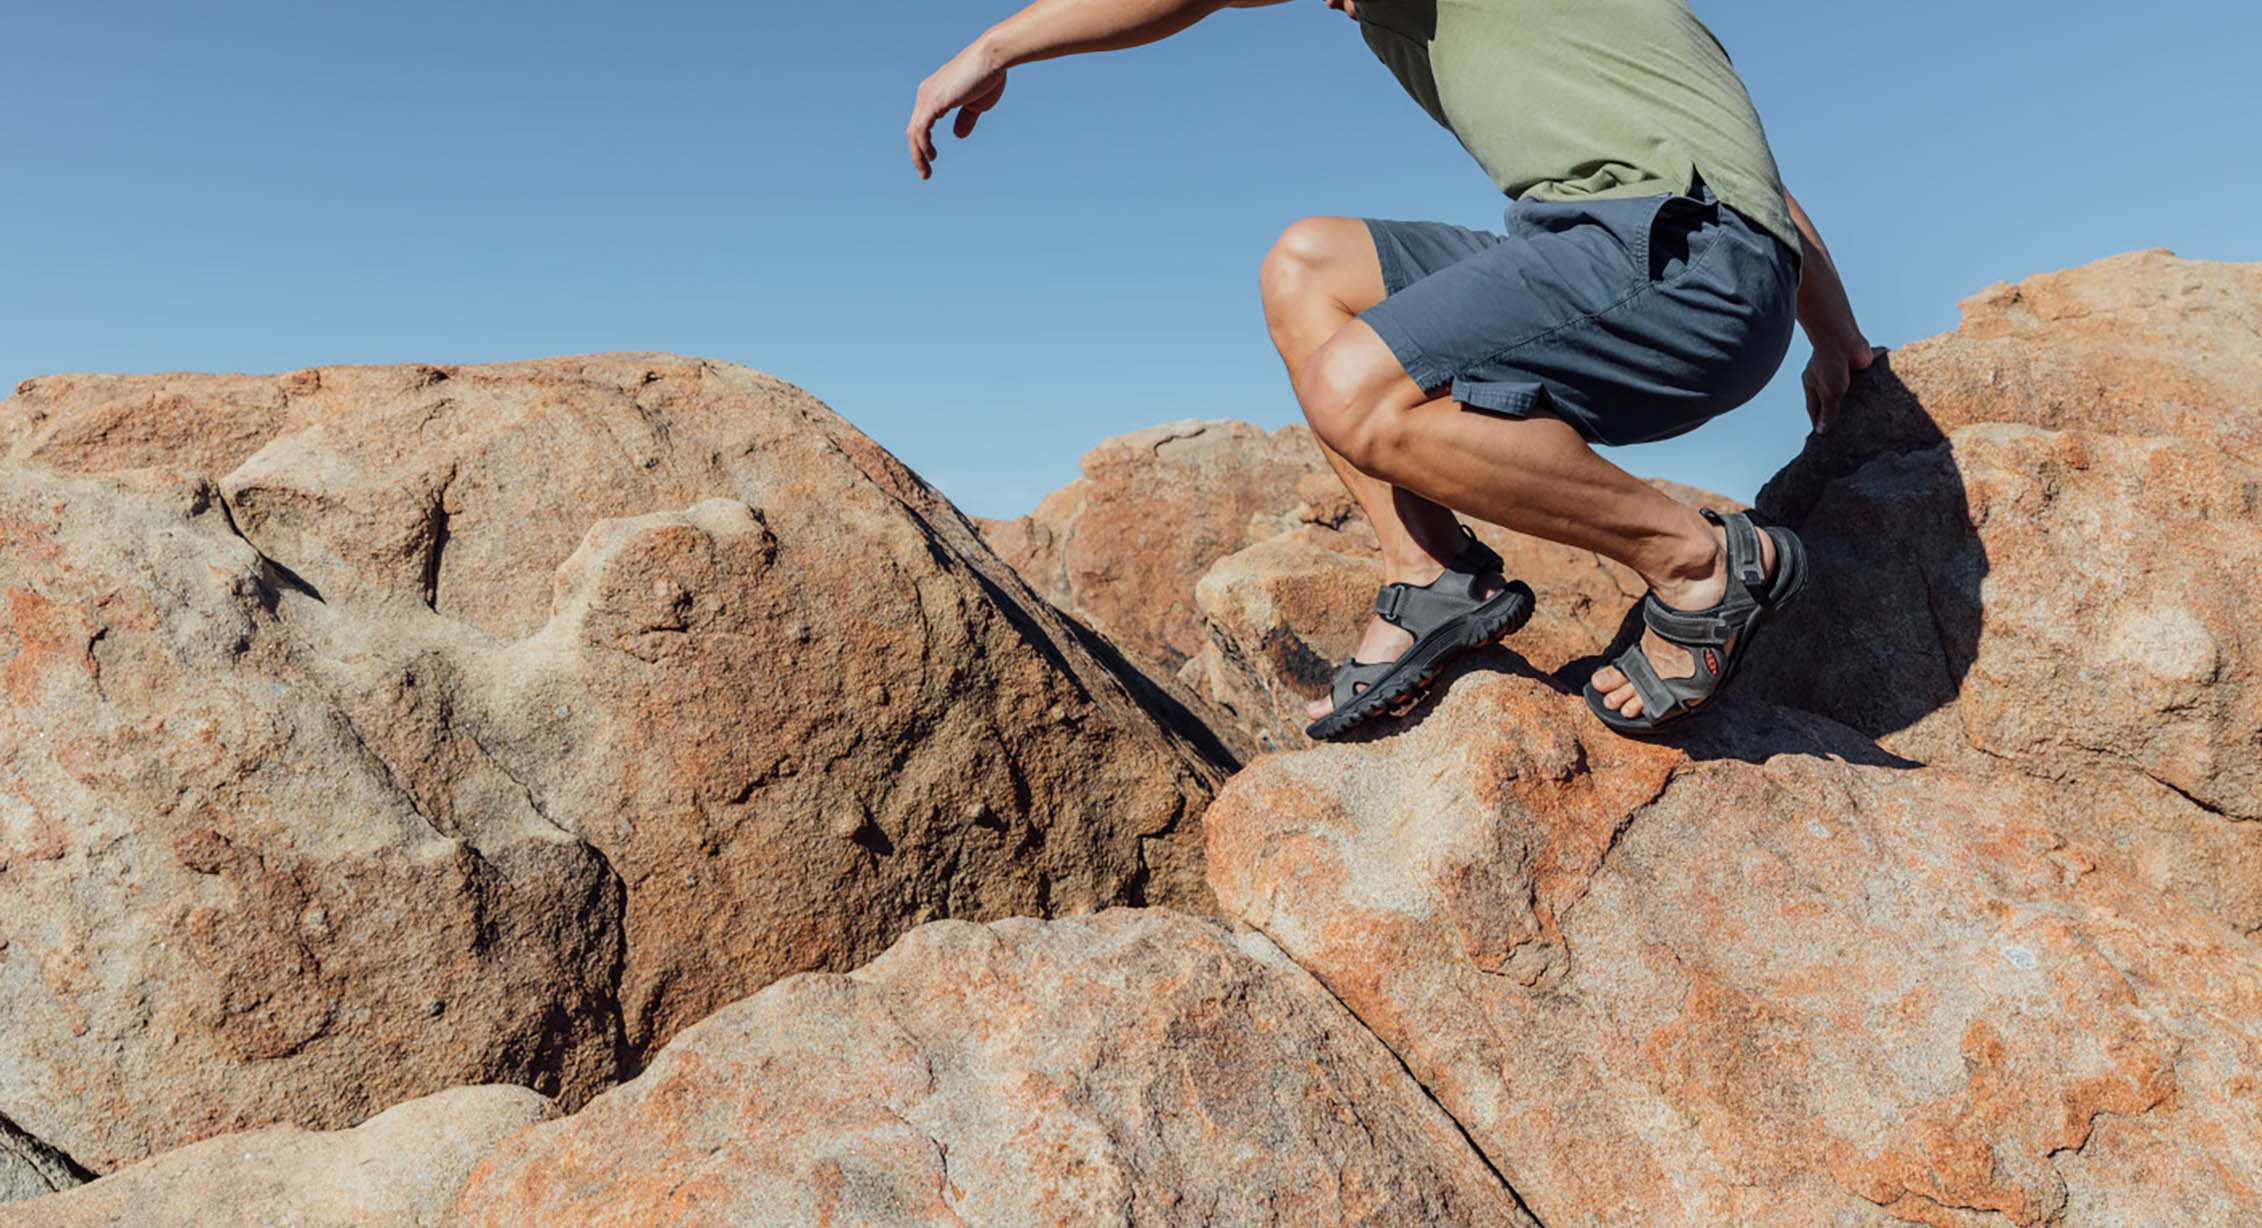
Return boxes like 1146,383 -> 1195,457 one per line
1259,216 -> 1373,323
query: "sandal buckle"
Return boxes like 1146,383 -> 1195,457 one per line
1374,584 -> 1406,623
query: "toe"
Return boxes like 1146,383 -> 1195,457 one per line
1610,682 -> 1643,718
1590,665 -> 1624,694
1305,694 -> 1331,721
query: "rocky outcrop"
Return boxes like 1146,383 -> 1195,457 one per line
1206,675 -> 2262,1227
456,910 -> 1531,1228
0,466 -> 619,1174
10,249 -> 2260,1226
977,420 -> 1325,675
0,1086 -> 554,1228
1750,250 -> 2262,932
0,357 -> 1231,1174
1201,251 -> 2262,1226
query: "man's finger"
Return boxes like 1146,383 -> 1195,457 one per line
1818,369 -> 1850,436
954,106 -> 980,139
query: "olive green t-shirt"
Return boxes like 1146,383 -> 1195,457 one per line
1354,0 -> 1800,256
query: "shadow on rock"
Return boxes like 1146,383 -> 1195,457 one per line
1542,353 -> 1983,762
1735,353 -> 1986,746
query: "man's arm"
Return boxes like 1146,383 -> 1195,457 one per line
1784,189 -> 1875,436
909,0 -> 1262,178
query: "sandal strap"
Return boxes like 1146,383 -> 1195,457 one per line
1704,507 -> 1771,597
1443,523 -> 1503,578
1375,525 -> 1506,632
1640,509 -> 1776,646
1607,640 -> 1693,722
1640,591 -> 1744,645
1325,657 -> 1398,709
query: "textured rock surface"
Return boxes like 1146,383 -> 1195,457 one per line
457,910 -> 1530,1228
0,1086 -> 554,1228
976,419 -> 1324,674
0,466 -> 620,1174
1858,249 -> 2262,460
1751,251 -> 2262,930
0,356 -> 1231,1172
1206,674 -> 2262,1227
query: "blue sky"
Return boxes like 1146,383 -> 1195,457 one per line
5,1 -> 2257,518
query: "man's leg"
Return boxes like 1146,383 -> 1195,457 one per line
1295,316 -> 1777,720
1258,218 -> 1509,721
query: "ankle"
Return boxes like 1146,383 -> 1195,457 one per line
1643,518 -> 1725,605
1381,519 -> 1466,583
1380,552 -> 1448,586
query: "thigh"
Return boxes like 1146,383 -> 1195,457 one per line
1360,217 -> 1513,301
1356,211 -> 1633,411
1357,193 -> 1794,445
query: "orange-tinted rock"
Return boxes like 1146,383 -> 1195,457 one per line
1883,249 -> 2262,459
1205,675 -> 2262,1226
0,357 -> 1231,1174
456,911 -> 1531,1228
0,466 -> 621,1175
1751,252 -> 2262,930
976,419 -> 1323,674
0,1086 -> 554,1228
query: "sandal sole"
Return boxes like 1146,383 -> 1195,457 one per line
1306,581 -> 1536,741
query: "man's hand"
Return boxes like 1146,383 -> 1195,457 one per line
1782,188 -> 1873,438
1802,336 -> 1879,438
909,0 -> 1268,179
909,42 -> 1010,179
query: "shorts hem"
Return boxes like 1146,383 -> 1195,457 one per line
1359,303 -> 1462,393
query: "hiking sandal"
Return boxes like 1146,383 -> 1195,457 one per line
1306,524 -> 1536,741
1583,508 -> 1808,733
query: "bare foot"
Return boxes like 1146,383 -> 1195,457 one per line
1305,561 -> 1506,723
1588,517 -> 1777,719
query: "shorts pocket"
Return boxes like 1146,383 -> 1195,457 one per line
1645,191 -> 1723,284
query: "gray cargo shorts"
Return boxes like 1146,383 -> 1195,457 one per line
1357,175 -> 1800,447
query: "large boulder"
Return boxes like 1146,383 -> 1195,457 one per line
0,1086 -> 554,1228
0,357 -> 1232,1174
1854,248 -> 2262,460
0,467 -> 620,1174
456,910 -> 1532,1228
1751,251 -> 2262,930
1206,675 -> 2262,1227
1199,251 -> 2262,1228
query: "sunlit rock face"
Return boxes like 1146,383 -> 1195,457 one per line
0,356 -> 1229,1174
